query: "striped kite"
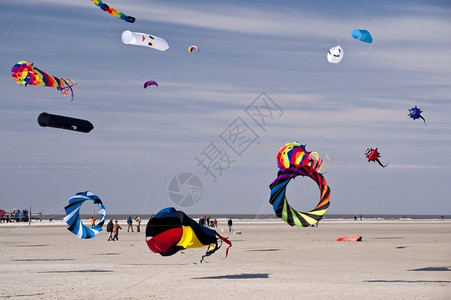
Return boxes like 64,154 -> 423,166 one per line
90,0 -> 135,23
63,191 -> 106,239
146,207 -> 231,262
188,45 -> 199,52
11,61 -> 77,101
276,142 -> 328,172
269,166 -> 331,227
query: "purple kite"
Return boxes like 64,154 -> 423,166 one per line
144,80 -> 158,89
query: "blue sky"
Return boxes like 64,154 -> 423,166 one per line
0,0 -> 450,216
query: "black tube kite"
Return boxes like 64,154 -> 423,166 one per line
146,207 -> 231,262
37,112 -> 94,133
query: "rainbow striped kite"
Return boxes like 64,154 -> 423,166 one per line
11,61 -> 77,101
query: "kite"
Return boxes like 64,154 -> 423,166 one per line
408,106 -> 426,125
365,148 -> 388,168
90,0 -> 135,23
11,61 -> 77,101
337,236 -> 362,242
352,29 -> 373,43
121,30 -> 169,51
188,45 -> 199,52
63,191 -> 106,239
38,112 -> 94,133
269,166 -> 330,227
146,207 -> 231,262
276,142 -> 327,172
327,46 -> 344,64
143,80 -> 158,89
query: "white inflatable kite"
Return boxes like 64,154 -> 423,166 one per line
121,30 -> 169,52
327,45 -> 344,64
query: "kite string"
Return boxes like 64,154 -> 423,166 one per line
0,0 -> 32,46
336,0 -> 370,45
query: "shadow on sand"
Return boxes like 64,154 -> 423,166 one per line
38,269 -> 113,273
192,273 -> 269,279
245,248 -> 281,252
365,279 -> 450,283
0,292 -> 44,298
12,259 -> 74,262
409,267 -> 451,272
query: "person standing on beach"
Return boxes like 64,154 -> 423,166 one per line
112,220 -> 122,241
90,215 -> 96,228
106,219 -> 114,241
127,216 -> 133,232
228,218 -> 233,233
135,216 -> 141,232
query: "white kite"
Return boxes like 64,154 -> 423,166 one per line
327,45 -> 344,64
121,30 -> 169,51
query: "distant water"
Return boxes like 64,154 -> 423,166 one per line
45,214 -> 450,221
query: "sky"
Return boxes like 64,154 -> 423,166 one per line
0,0 -> 450,216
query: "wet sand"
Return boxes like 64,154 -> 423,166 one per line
1,218 -> 450,299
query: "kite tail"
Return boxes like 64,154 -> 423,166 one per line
420,116 -> 427,126
376,159 -> 388,168
58,78 -> 77,102
216,232 -> 232,260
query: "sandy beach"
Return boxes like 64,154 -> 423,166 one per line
1,218 -> 450,300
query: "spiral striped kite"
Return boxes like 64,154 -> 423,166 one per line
90,0 -> 135,23
269,166 -> 330,227
63,191 -> 106,239
11,61 -> 77,101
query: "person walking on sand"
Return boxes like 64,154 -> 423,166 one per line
127,216 -> 133,232
135,216 -> 141,232
112,220 -> 122,241
106,219 -> 114,241
90,215 -> 96,228
228,218 -> 233,233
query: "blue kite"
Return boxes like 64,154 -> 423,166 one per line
408,106 -> 426,126
352,29 -> 373,43
63,191 -> 106,239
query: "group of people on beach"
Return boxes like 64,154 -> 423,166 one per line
198,215 -> 219,227
105,216 -> 142,241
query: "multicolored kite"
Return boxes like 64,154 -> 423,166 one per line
269,166 -> 331,227
146,207 -> 231,262
365,148 -> 388,168
276,142 -> 328,172
11,61 -> 77,101
337,236 -> 362,242
90,0 -> 135,23
408,106 -> 426,126
188,45 -> 199,52
63,191 -> 106,239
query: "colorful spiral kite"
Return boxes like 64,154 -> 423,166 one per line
90,0 -> 135,23
269,166 -> 330,227
11,61 -> 77,101
276,142 -> 327,172
63,191 -> 106,239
